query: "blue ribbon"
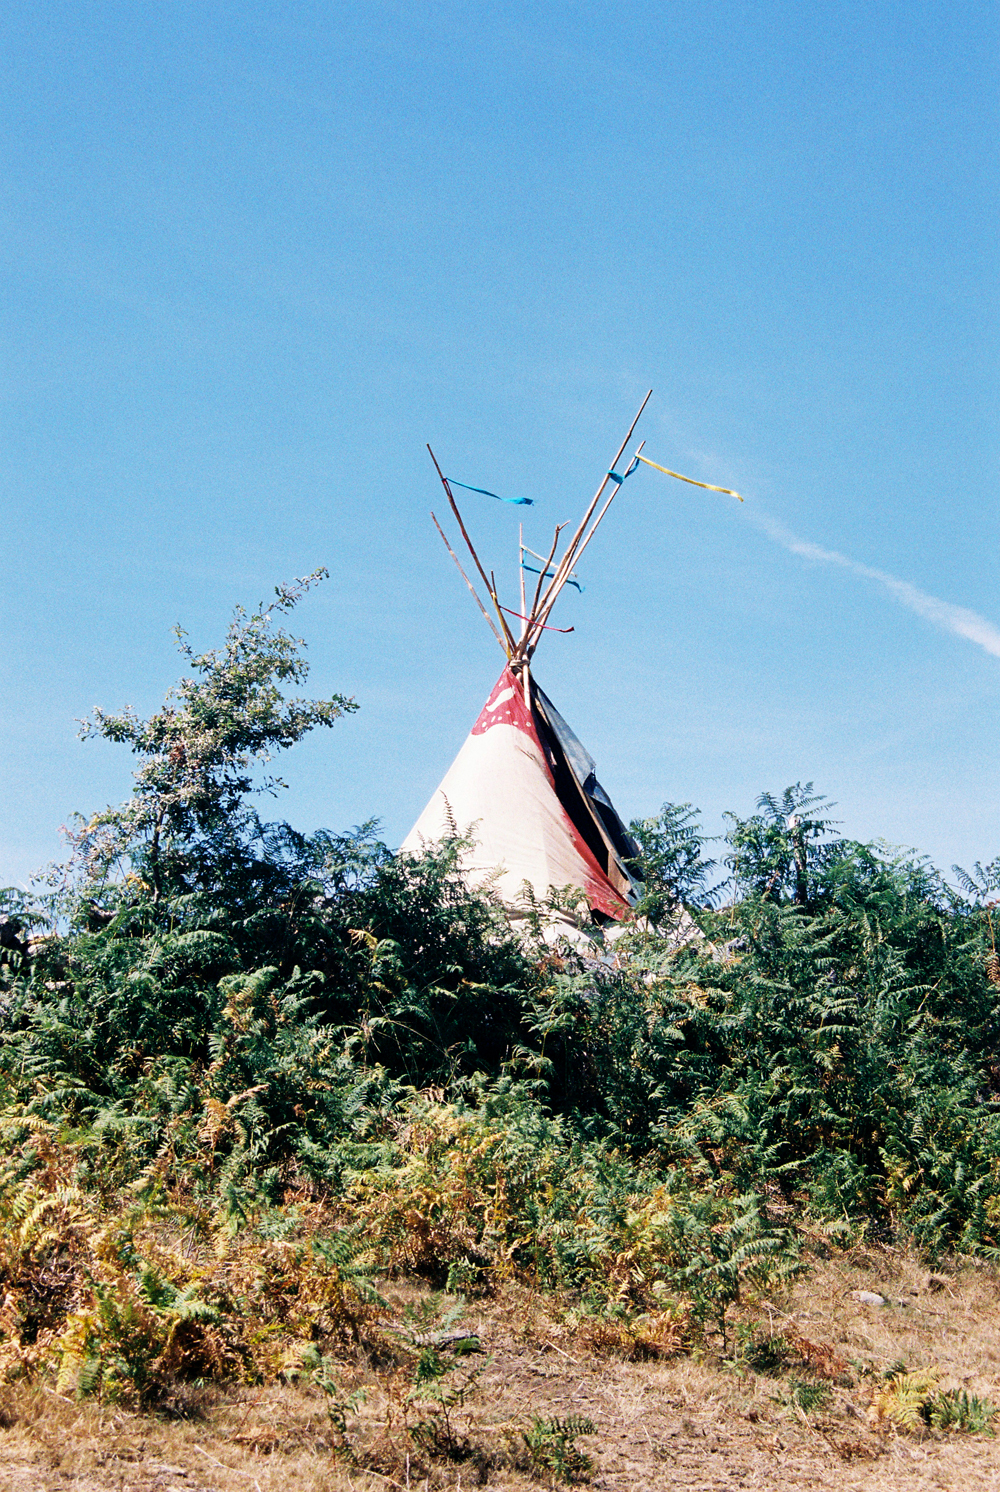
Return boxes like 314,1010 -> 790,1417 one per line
446,478 -> 533,506
606,455 -> 641,486
521,562 -> 584,593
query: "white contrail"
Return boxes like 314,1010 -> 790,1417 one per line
751,512 -> 1000,660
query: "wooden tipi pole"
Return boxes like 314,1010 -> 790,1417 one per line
514,390 -> 651,660
564,439 -> 645,577
427,445 -> 518,654
430,512 -> 506,650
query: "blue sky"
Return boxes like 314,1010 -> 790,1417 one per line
3,0 -> 998,887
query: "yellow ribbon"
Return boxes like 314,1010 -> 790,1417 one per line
636,454 -> 743,501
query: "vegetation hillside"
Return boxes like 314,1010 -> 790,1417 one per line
3,577 -> 1000,1485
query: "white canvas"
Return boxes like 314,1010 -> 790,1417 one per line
401,667 -> 628,919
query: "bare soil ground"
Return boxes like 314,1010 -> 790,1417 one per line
3,1246 -> 1000,1491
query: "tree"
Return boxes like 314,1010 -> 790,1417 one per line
724,784 -> 840,909
63,570 -> 356,910
627,802 -> 717,919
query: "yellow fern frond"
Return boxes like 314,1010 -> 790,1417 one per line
870,1369 -> 940,1429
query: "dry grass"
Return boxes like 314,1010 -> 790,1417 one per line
4,1248 -> 1000,1490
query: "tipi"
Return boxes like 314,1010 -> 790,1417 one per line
401,392 -> 741,926
401,394 -> 653,926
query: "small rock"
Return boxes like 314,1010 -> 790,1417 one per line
849,1290 -> 888,1306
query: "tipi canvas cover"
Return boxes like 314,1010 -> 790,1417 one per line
402,666 -> 640,920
